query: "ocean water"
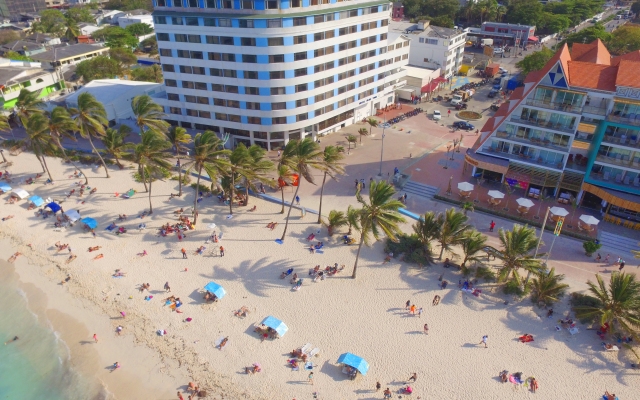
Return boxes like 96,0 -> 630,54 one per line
0,264 -> 109,400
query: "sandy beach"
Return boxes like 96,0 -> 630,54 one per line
1,151 -> 639,399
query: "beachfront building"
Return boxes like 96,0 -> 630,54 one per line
151,0 -> 409,149
0,58 -> 64,110
388,20 -> 466,78
465,39 -> 640,221
30,44 -> 110,69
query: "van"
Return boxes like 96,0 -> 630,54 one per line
493,47 -> 504,55
615,15 -> 621,20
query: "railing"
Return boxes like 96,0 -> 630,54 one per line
582,105 -> 608,116
525,99 -> 582,114
588,172 -> 640,188
510,117 -> 575,134
607,114 -> 640,128
494,130 -> 569,152
601,134 -> 640,149
595,154 -> 640,170
565,161 -> 588,172
481,147 -> 564,169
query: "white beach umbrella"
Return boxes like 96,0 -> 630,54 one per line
487,190 -> 505,199
64,209 -> 81,222
549,207 -> 569,217
579,215 -> 600,225
457,182 -> 474,191
12,188 -> 29,199
516,198 -> 535,208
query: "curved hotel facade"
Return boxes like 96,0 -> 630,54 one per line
152,0 -> 409,149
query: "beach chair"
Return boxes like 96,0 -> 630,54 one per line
624,220 -> 631,228
635,223 -> 640,230
301,343 -> 312,355
616,218 -> 622,225
308,347 -> 320,357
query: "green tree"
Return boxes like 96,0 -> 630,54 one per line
65,7 -> 96,24
460,230 -> 488,268
165,126 -> 192,197
226,143 -> 273,215
608,25 -> 640,55
100,125 -> 132,169
352,181 -> 406,279
429,15 -> 455,28
323,209 -> 348,235
63,16 -> 80,41
530,267 -> 569,306
23,113 -> 58,181
436,208 -> 472,259
633,1 -> 640,15
493,224 -> 546,285
541,13 -> 570,34
279,138 -> 324,242
516,47 -> 555,75
104,0 -> 153,11
2,51 -> 33,62
357,127 -> 369,144
413,211 -> 440,255
317,145 -> 345,224
130,64 -> 163,83
573,272 -> 640,340
30,10 -> 66,37
125,22 -> 154,36
133,130 -> 171,213
184,131 -> 230,224
15,89 -> 45,127
346,204 -> 360,235
365,117 -> 378,140
505,0 -> 544,26
562,24 -> 611,47
42,107 -> 88,184
69,92 -> 110,178
140,36 -> 158,55
131,94 -> 169,136
75,56 -> 122,81
109,47 -> 138,68
346,134 -> 357,150
241,144 -> 274,205
92,26 -> 138,48
0,30 -> 19,45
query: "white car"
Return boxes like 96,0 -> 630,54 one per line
433,110 -> 441,120
493,47 -> 504,55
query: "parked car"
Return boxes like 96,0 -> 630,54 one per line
488,91 -> 497,98
493,47 -> 505,55
453,121 -> 475,131
499,67 -> 509,74
455,103 -> 468,110
433,110 -> 441,120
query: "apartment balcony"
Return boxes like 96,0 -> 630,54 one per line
525,99 -> 582,114
495,130 -> 569,152
481,146 -> 564,170
607,113 -> 640,128
565,160 -> 588,173
582,105 -> 608,116
595,154 -> 640,170
588,171 -> 640,189
510,116 -> 575,134
602,134 -> 640,149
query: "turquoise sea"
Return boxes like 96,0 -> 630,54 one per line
0,264 -> 109,400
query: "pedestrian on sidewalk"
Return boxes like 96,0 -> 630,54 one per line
489,220 -> 496,232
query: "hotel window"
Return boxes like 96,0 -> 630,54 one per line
266,0 -> 278,9
157,33 -> 169,41
156,0 -> 166,5
314,15 -> 324,23
294,35 -> 307,44
155,16 -> 167,24
169,107 -> 182,115
243,54 -> 257,63
245,71 -> 258,79
239,20 -> 254,28
225,85 -> 239,93
269,54 -> 284,63
184,0 -> 198,6
326,12 -> 335,20
199,111 -> 211,119
267,18 -> 281,27
268,38 -> 284,46
296,98 -> 308,107
219,18 -> 231,27
204,18 -> 216,26
227,100 -> 240,108
293,17 -> 306,26
197,97 -> 209,104
247,117 -> 262,125
294,52 -> 307,61
160,49 -> 172,57
215,113 -> 228,121
349,9 -> 358,17
179,65 -> 192,73
185,17 -> 199,26
272,102 -> 286,110
246,102 -> 261,110
214,98 -> 226,106
167,93 -> 179,101
241,38 -> 256,46
185,95 -> 197,103
294,68 -> 307,77
207,36 -> 220,44
291,0 -> 301,7
229,115 -> 241,123
273,117 -> 286,124
175,34 -> 187,43
241,0 -> 253,9
220,36 -> 234,45
297,113 -> 308,122
192,67 -> 205,75
223,69 -> 237,78
296,83 -> 308,93
210,68 -> 222,76
182,81 -> 194,89
172,17 -> 183,25
165,79 -> 177,87
271,87 -> 286,95
270,71 -> 285,79
245,87 -> 259,95
191,51 -> 203,59
195,82 -> 208,90
177,50 -> 189,58
205,0 -> 217,8
188,35 -> 201,43
221,0 -> 232,7
221,54 -> 236,62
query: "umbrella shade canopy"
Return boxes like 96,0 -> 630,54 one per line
45,202 -> 61,213
579,215 -> 600,225
12,188 -> 29,199
261,316 -> 288,337
337,353 -> 369,376
0,182 -> 11,192
207,223 -> 217,230
457,182 -> 474,191
516,198 -> 535,208
81,217 -> 98,229
64,210 -> 81,222
549,207 -> 569,217
204,282 -> 226,299
28,196 -> 44,207
487,190 -> 505,199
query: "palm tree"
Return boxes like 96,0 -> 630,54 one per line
69,92 -> 110,177
279,138 -> 324,242
413,211 -> 440,254
131,94 -> 169,136
323,210 -> 348,236
15,89 -> 44,127
365,117 -> 378,138
64,17 -> 80,41
461,201 -> 475,216
276,164 -> 295,214
241,144 -> 274,205
149,64 -> 163,83
184,131 -> 230,224
133,130 -> 172,214
165,126 -> 192,196
346,134 -> 357,150
346,204 -> 360,235
460,230 -> 488,268
317,145 -> 345,223
352,181 -> 405,279
493,224 -> 546,285
530,268 -> 569,307
573,272 -> 640,339
23,113 -> 57,181
226,144 -> 254,215
101,125 -> 132,169
357,127 -> 369,144
436,208 -> 471,259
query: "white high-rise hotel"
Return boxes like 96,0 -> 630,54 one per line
152,0 -> 409,149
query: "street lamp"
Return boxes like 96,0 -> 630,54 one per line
378,59 -> 390,177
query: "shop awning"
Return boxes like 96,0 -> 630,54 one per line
528,36 -> 539,41
421,81 -> 439,93
583,182 -> 640,213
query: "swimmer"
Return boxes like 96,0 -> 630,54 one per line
4,336 -> 18,345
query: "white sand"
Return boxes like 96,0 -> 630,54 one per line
1,152 -> 638,399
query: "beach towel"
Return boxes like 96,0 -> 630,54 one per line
315,250 -> 324,254
145,296 -> 153,301
215,336 -> 226,349
305,362 -> 313,370
275,239 -> 283,244
105,225 -> 117,231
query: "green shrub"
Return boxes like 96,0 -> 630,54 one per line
569,292 -> 600,324
475,265 -> 496,282
190,183 -> 211,193
582,240 -> 602,256
133,167 -> 171,182
384,234 -> 433,266
503,280 -> 529,297
460,264 -> 475,278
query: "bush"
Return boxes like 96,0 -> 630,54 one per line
569,292 -> 600,324
475,266 -> 496,282
503,280 -> 529,297
133,167 -> 171,182
190,183 -> 211,193
460,264 -> 476,278
384,234 -> 433,266
583,240 -> 602,256
170,174 -> 191,184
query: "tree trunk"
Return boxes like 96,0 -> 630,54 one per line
280,180 -> 301,242
35,151 -> 46,173
439,240 -> 445,259
54,137 -> 87,185
114,155 -> 123,169
229,174 -> 235,215
352,231 -> 366,279
146,167 -> 153,214
40,153 -> 53,182
317,172 -> 327,224
177,155 -> 183,196
87,135 -> 110,178
280,184 -> 285,214
0,150 -> 6,163
193,167 -> 202,224
139,164 -> 149,192
244,178 -> 251,206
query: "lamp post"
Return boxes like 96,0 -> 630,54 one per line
378,59 -> 390,177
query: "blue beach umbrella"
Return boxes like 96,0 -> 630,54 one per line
204,282 -> 226,299
261,316 -> 288,337
81,217 -> 98,229
337,353 -> 369,376
28,196 -> 44,207
45,202 -> 61,213
0,182 -> 11,192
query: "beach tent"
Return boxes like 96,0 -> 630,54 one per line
204,282 -> 226,300
45,202 -> 61,213
81,217 -> 98,229
64,210 -> 81,222
337,353 -> 369,376
12,188 -> 29,199
261,316 -> 288,337
28,196 -> 44,207
0,182 -> 11,192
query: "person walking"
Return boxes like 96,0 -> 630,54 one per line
308,372 -> 314,384
220,246 -> 225,257
405,300 -> 411,310
489,220 -> 496,232
361,179 -> 366,189
295,196 -> 300,205
479,335 -> 488,348
410,304 -> 416,315
605,254 -> 610,264
424,323 -> 429,335
418,307 -> 423,318
408,372 -> 417,382
619,260 -> 626,271
595,253 -> 601,263
181,248 -> 187,259
448,110 -> 451,118
93,333 -> 98,343
376,381 -> 381,392
164,282 -> 171,292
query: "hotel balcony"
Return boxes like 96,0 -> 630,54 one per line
509,117 -> 575,135
495,130 -> 569,152
582,105 -> 608,116
606,113 -> 640,129
588,170 -> 640,189
602,134 -> 640,149
481,146 -> 564,170
525,99 -> 582,114
594,154 -> 640,171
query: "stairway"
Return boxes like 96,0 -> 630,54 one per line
400,180 -> 439,200
599,231 -> 639,259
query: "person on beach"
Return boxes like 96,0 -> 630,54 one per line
112,362 -> 120,371
89,246 -> 101,252
424,323 -> 429,335
93,254 -> 104,260
410,304 -> 416,315
164,282 -> 171,292
479,335 -> 488,348
383,388 -> 392,398
177,392 -> 184,400
595,253 -> 601,262
376,381 -> 381,391
181,248 -> 187,259
605,254 -> 610,264
2,215 -> 14,221
220,246 -> 224,257
405,300 -> 411,309
120,312 -> 126,319
619,260 -> 626,271
8,252 -> 22,262
308,372 -> 314,384
432,295 -> 441,306
418,307 -> 423,318
408,372 -> 417,382
116,326 -> 123,335
4,336 -> 18,345
93,334 -> 98,343
66,254 -> 77,264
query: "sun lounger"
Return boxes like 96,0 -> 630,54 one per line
293,279 -> 303,290
301,343 -> 312,354
602,342 -> 620,351
308,347 -> 320,357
